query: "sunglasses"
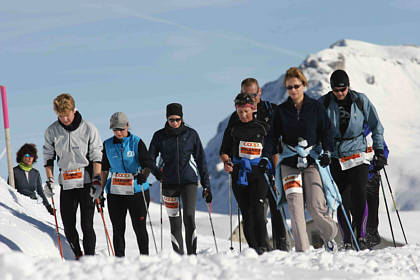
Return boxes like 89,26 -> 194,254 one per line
112,128 -> 125,132
286,84 -> 302,90
168,118 -> 182,123
24,153 -> 33,158
332,87 -> 347,93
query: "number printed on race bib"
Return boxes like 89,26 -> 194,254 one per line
283,173 -> 303,196
110,173 -> 134,195
61,168 -> 84,190
339,153 -> 365,170
239,141 -> 262,159
163,196 -> 180,217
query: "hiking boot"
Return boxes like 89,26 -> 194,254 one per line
366,231 -> 381,249
277,237 -> 289,252
324,240 -> 338,253
357,237 -> 368,250
340,242 -> 353,251
256,246 -> 268,255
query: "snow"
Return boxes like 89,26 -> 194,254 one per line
1,177 -> 420,279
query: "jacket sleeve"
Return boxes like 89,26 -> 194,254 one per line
219,112 -> 236,156
137,139 -> 153,169
264,106 -> 282,156
35,170 -> 50,206
192,130 -> 211,188
318,101 -> 333,152
87,123 -> 103,163
148,131 -> 161,177
362,94 -> 384,151
101,142 -> 110,172
43,127 -> 56,167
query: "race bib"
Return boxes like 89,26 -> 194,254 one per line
110,173 -> 134,195
339,153 -> 365,170
62,168 -> 84,190
283,173 -> 303,196
239,141 -> 262,159
163,196 -> 180,217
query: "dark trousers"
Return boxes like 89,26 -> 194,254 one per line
266,185 -> 287,248
366,172 -> 381,232
232,166 -> 269,249
60,185 -> 96,257
330,159 -> 369,242
162,183 -> 197,255
107,190 -> 150,257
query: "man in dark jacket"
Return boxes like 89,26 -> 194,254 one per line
149,103 -> 211,255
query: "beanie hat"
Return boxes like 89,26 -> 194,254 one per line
330,70 -> 350,88
166,103 -> 183,118
109,112 -> 129,129
234,93 -> 255,109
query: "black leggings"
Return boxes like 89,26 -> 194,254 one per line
232,166 -> 269,249
162,183 -> 197,255
366,172 -> 381,231
330,159 -> 369,242
60,185 -> 96,257
266,184 -> 287,248
107,190 -> 150,257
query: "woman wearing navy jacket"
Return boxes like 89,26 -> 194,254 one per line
101,112 -> 153,257
149,103 -> 211,255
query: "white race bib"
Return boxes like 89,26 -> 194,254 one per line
61,168 -> 84,190
339,153 -> 365,170
239,141 -> 262,159
283,173 -> 303,196
110,173 -> 134,195
163,196 -> 180,217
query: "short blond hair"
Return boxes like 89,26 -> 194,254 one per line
283,67 -> 308,87
53,93 -> 75,113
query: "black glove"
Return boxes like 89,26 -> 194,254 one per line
373,149 -> 387,171
46,204 -> 55,216
319,152 -> 331,168
136,173 -> 147,185
202,187 -> 212,203
154,169 -> 163,181
258,158 -> 269,171
95,195 -> 106,212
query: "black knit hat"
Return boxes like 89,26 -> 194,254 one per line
234,93 -> 254,107
330,70 -> 350,88
166,103 -> 183,118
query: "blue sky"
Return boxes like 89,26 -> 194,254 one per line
0,0 -> 419,178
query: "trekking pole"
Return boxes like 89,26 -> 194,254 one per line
380,176 -> 396,248
228,174 -> 234,251
340,204 -> 361,251
140,184 -> 158,254
96,198 -> 115,256
160,180 -> 163,252
383,167 -> 408,244
51,196 -> 64,260
205,202 -> 219,253
238,206 -> 242,252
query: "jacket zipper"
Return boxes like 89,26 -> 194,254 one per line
120,142 -> 127,173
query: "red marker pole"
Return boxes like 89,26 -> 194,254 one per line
0,85 -> 14,188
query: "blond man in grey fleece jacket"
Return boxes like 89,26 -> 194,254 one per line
43,93 -> 103,259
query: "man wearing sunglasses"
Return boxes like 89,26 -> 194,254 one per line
220,78 -> 288,251
319,69 -> 385,250
149,103 -> 211,255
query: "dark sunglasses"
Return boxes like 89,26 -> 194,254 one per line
286,84 -> 302,90
112,128 -> 125,132
332,87 -> 347,93
24,153 -> 33,158
168,118 -> 182,123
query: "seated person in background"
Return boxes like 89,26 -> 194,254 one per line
9,143 -> 54,215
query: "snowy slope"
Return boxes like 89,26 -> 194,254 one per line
204,39 -> 420,214
2,176 -> 420,279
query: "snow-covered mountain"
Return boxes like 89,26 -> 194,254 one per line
203,39 -> 420,214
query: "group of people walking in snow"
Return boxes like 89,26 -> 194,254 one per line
9,67 -> 387,258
